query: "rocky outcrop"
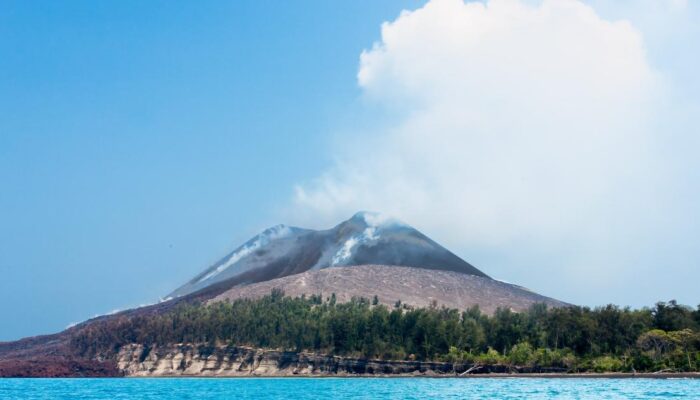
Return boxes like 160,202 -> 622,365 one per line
116,344 -> 462,377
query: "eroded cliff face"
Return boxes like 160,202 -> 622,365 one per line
116,344 -> 459,377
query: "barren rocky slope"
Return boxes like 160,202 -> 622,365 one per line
211,265 -> 567,313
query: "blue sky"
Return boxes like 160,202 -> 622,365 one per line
0,0 -> 421,340
1,0 -> 698,341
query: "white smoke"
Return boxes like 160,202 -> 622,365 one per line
295,0 -> 659,243
290,0 -> 700,306
198,224 -> 292,283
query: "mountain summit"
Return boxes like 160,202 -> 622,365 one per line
168,212 -> 489,298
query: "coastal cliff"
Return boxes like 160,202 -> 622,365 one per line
116,344 -> 464,376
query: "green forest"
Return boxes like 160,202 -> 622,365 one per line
72,291 -> 700,373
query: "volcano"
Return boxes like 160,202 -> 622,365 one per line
0,211 -> 568,377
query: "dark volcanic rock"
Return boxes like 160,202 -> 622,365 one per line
168,212 -> 489,298
0,358 -> 122,378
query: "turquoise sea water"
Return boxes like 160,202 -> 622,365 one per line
1,378 -> 698,399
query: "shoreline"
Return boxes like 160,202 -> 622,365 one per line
116,372 -> 700,379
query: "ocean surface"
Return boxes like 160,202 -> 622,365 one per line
1,378 -> 698,399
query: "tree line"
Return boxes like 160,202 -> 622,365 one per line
71,290 -> 700,372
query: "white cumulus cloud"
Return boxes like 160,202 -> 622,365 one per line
289,0 -> 698,306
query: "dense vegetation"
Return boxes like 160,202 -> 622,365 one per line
72,291 -> 700,372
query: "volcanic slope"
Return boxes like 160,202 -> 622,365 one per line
210,264 -> 567,313
168,211 -> 489,299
